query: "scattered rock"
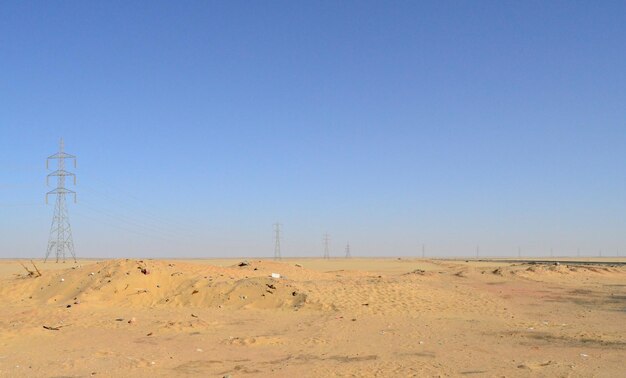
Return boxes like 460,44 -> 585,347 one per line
128,317 -> 136,324
238,261 -> 250,267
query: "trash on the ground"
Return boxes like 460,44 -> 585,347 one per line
271,273 -> 281,278
580,353 -> 588,357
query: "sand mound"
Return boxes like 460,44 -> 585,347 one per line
3,259 -> 308,310
508,263 -> 626,279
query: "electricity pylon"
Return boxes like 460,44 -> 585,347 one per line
323,233 -> 330,259
345,242 -> 351,258
273,222 -> 281,260
45,138 -> 77,263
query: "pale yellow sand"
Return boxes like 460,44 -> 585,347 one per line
0,257 -> 624,377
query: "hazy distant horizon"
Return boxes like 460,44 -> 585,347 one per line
2,2 -> 626,259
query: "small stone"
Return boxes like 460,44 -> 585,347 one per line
128,317 -> 136,324
60,278 -> 65,282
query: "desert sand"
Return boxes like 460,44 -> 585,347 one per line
0,257 -> 624,377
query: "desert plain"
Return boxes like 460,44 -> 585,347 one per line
0,257 -> 624,377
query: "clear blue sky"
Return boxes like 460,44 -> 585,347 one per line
1,1 -> 625,258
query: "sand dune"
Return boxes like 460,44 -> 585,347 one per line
0,258 -> 624,377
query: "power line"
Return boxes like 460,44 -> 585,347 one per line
80,180 -> 198,232
73,204 -> 180,241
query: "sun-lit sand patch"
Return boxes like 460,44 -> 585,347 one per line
0,258 -> 624,376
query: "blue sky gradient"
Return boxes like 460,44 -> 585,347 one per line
1,1 -> 626,258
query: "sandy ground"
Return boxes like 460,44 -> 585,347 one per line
0,257 -> 624,377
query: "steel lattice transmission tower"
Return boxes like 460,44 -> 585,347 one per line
345,242 -> 351,258
273,222 -> 281,260
323,233 -> 330,259
45,138 -> 77,263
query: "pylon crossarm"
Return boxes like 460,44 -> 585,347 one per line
47,170 -> 76,186
47,152 -> 76,160
47,188 -> 76,195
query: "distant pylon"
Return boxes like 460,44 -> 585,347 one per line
518,246 -> 521,258
476,245 -> 479,258
45,138 -> 77,263
345,242 -> 351,258
323,233 -> 330,259
273,222 -> 281,260
422,244 -> 425,258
